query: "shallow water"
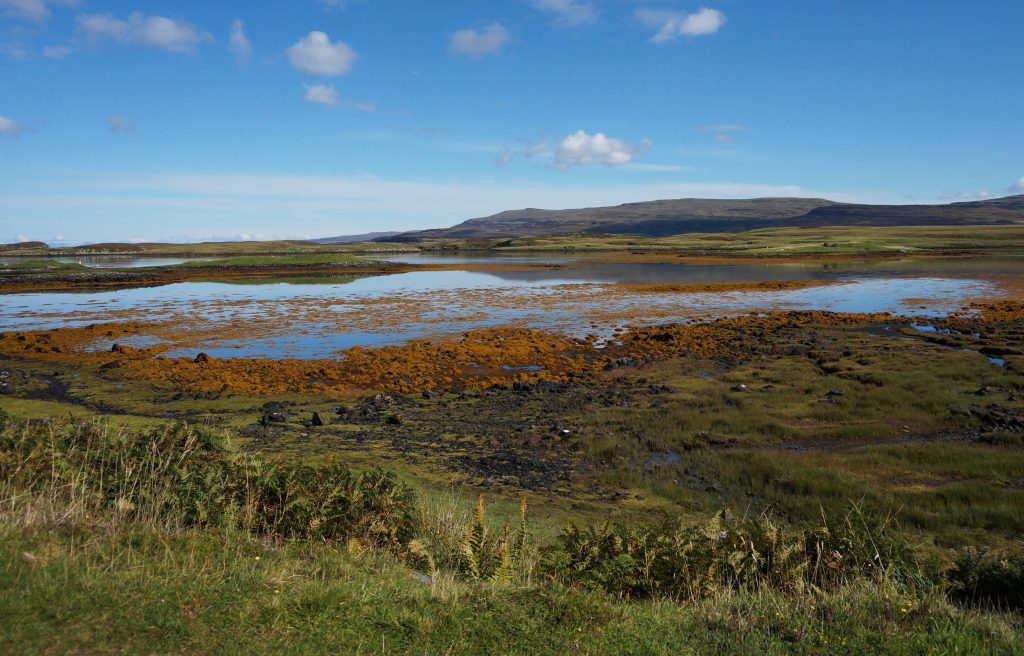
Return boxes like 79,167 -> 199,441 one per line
1,255 -> 1020,359
0,256 -> 212,269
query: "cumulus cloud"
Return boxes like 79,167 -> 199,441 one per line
554,130 -> 650,169
303,84 -> 376,111
76,12 -> 211,53
637,7 -> 726,43
228,19 -> 252,63
1011,178 -> 1024,194
0,115 -> 25,137
526,0 -> 597,27
449,23 -> 510,58
497,131 -> 651,169
108,115 -> 135,134
287,31 -> 357,76
0,0 -> 77,22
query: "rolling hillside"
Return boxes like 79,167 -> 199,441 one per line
384,195 -> 1024,241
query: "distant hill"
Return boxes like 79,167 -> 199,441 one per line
383,195 -> 1024,241
0,241 -> 48,251
314,232 -> 402,244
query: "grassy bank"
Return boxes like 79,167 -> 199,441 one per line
1,415 -> 1022,654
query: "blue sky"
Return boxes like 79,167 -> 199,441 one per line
1,0 -> 1022,244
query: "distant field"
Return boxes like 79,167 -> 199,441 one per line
416,224 -> 1024,256
5,224 -> 1024,260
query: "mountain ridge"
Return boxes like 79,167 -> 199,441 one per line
381,195 -> 1024,241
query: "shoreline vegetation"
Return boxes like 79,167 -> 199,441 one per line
2,416 -> 1022,654
2,231 -> 1023,653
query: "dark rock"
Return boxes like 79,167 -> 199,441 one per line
386,415 -> 403,426
194,352 -> 212,364
311,412 -> 325,427
512,381 -> 534,392
422,390 -> 435,399
969,405 -> 1024,431
604,357 -> 640,371
0,381 -> 15,395
260,411 -> 287,426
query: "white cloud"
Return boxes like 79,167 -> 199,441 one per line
637,7 -> 726,43
41,44 -> 71,59
0,115 -> 25,137
228,19 -> 252,63
0,0 -> 76,22
553,130 -> 650,169
493,132 -> 653,169
526,0 -> 597,27
303,84 -> 376,111
76,12 -> 211,53
1011,178 -> 1024,194
108,115 -> 135,134
449,23 -> 510,58
304,83 -> 340,106
287,31 -> 357,76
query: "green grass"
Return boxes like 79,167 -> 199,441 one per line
4,524 -> 1022,656
407,224 -> 1024,256
2,416 -> 1022,655
0,259 -> 90,272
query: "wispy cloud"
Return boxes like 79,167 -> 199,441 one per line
449,23 -> 511,58
76,12 -> 212,53
317,0 -> 366,10
41,44 -> 71,59
526,0 -> 597,28
699,124 -> 748,145
0,0 -> 77,23
621,162 -> 694,173
1,168 -> 890,243
107,115 -> 135,134
699,124 -> 748,133
228,19 -> 252,63
0,115 -> 25,137
637,7 -> 726,43
302,83 -> 376,111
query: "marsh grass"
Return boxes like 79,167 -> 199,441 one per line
0,416 -> 417,548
